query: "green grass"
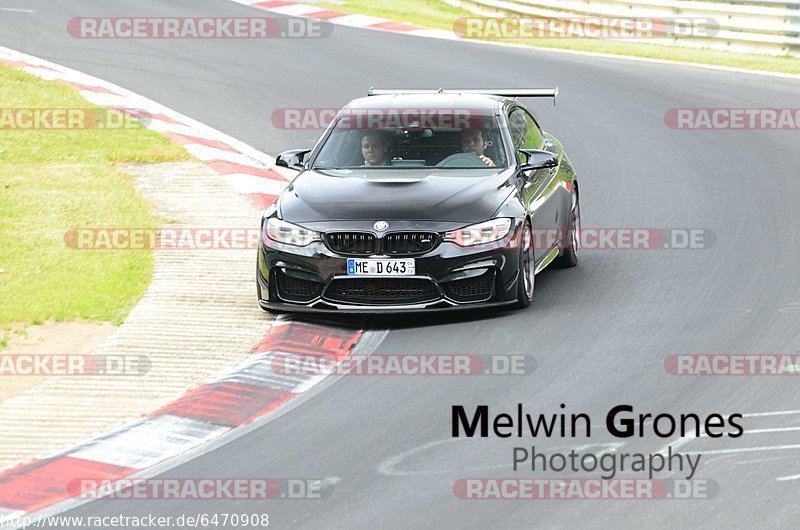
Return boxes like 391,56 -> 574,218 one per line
0,326 -> 25,349
308,0 -> 800,75
0,66 -> 188,325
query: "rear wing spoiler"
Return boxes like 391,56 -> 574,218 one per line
367,87 -> 559,106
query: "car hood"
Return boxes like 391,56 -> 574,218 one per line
278,168 -> 516,223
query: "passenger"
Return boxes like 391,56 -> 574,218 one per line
460,129 -> 495,167
361,131 -> 390,167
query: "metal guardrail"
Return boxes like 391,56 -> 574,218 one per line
448,0 -> 800,57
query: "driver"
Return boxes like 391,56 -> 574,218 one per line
460,129 -> 495,167
361,131 -> 390,167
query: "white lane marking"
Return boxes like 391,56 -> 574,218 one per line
0,7 -> 33,12
658,412 -> 800,480
144,120 -> 217,141
657,412 -> 800,453
736,456 -> 800,465
331,14 -> 389,28
742,427 -> 800,435
683,444 -> 800,455
377,439 -> 624,477
681,426 -> 800,440
407,29 -> 459,40
743,410 -> 800,417
377,438 -> 454,477
654,409 -> 800,455
268,4 -> 323,16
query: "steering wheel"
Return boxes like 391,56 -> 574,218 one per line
436,153 -> 488,168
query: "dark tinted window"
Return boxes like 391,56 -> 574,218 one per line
312,109 -> 508,170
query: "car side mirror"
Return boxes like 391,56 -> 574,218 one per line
518,149 -> 558,172
276,149 -> 311,171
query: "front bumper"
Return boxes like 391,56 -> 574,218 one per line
257,222 -> 524,313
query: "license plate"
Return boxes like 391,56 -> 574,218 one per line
347,258 -> 415,276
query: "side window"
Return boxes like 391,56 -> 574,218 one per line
508,109 -> 527,165
508,108 -> 544,165
522,110 -> 544,150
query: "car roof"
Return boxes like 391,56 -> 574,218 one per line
343,94 -> 507,115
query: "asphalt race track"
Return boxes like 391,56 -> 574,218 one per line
3,0 -> 800,527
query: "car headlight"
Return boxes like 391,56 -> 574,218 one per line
265,217 -> 321,246
444,218 -> 512,247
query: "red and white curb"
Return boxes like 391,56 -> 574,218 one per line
0,45 -> 291,211
0,320 -> 366,521
231,0 -> 457,39
0,47 -> 376,525
232,0 -> 800,81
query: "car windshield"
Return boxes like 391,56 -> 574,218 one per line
311,108 -> 508,170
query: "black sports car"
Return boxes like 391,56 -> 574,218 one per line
257,89 -> 580,313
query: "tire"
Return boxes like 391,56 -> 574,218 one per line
554,186 -> 580,268
515,222 -> 535,308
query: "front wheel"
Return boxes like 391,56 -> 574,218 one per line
515,222 -> 535,308
554,186 -> 580,268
